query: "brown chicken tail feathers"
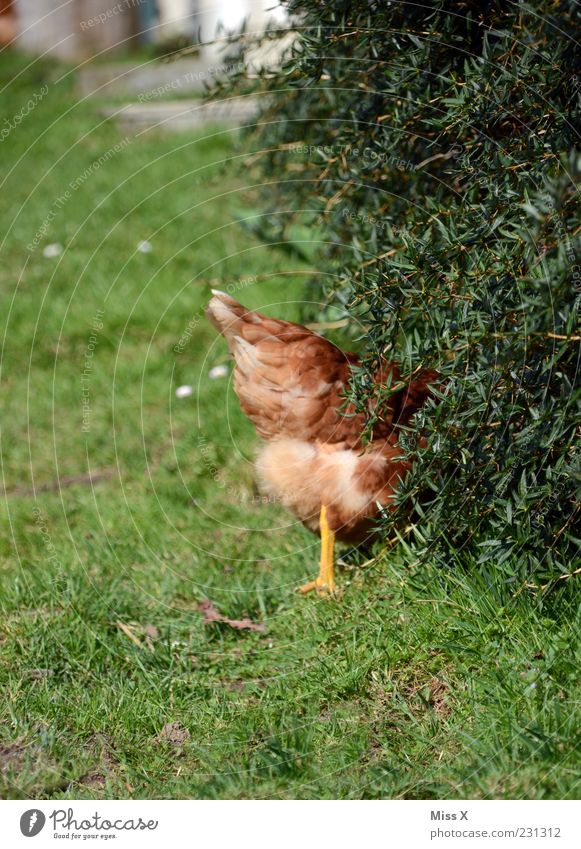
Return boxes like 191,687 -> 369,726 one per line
206,290 -> 260,344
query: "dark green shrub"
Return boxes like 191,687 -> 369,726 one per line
218,1 -> 580,583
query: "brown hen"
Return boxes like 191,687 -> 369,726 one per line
206,291 -> 436,594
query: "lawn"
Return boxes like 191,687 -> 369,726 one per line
0,51 -> 579,800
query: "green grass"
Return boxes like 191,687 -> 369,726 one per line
0,51 -> 579,800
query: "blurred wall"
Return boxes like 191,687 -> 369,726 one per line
13,0 -> 138,58
11,0 -> 286,60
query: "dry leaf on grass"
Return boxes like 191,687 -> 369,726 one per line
158,722 -> 190,746
197,599 -> 265,633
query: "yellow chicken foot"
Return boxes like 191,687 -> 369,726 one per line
299,504 -> 336,596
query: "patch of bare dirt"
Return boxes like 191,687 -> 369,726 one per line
426,678 -> 452,716
77,734 -> 118,792
0,738 -> 28,773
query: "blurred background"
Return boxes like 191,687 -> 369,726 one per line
1,0 -> 286,58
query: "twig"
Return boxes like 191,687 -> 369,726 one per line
1,468 -> 115,498
116,621 -> 143,650
306,319 -> 350,330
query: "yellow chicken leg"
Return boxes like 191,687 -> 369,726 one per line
299,505 -> 336,595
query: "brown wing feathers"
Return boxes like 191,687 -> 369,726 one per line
206,291 -> 357,443
206,291 -> 434,445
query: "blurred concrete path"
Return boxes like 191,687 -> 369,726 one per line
80,55 -> 261,132
100,95 -> 261,133
78,56 -> 212,99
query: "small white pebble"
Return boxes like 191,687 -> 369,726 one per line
209,364 -> 228,379
175,384 -> 193,398
43,243 -> 63,258
137,240 -> 152,253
